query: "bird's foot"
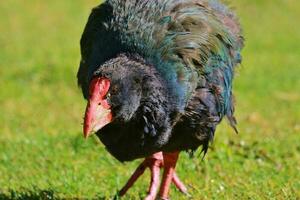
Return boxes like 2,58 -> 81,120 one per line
119,152 -> 186,200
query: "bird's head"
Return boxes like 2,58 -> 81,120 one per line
83,55 -> 144,138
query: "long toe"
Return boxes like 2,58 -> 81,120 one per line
119,160 -> 147,196
172,172 -> 188,194
119,152 -> 164,198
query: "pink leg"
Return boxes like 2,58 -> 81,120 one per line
119,151 -> 186,199
119,152 -> 163,197
144,160 -> 161,200
119,160 -> 147,196
158,151 -> 180,200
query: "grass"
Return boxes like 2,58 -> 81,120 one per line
0,0 -> 300,199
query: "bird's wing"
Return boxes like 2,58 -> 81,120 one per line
77,2 -> 121,99
151,0 -> 243,126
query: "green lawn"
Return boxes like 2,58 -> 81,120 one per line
0,0 -> 299,199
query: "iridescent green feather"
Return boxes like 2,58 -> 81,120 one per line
78,0 -> 243,128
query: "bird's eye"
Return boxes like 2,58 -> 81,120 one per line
105,93 -> 111,99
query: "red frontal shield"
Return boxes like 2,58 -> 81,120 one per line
83,78 -> 112,138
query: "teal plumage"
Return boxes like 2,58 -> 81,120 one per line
78,1 -> 244,159
78,0 -> 243,128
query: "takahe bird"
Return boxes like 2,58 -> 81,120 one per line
77,0 -> 243,199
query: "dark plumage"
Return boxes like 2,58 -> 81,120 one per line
77,0 -> 243,198
91,54 -> 174,161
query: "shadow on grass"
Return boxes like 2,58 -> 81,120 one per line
0,189 -> 124,200
0,189 -> 55,200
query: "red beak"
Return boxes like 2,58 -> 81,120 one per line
83,78 -> 112,138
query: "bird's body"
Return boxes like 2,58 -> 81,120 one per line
78,0 -> 243,199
